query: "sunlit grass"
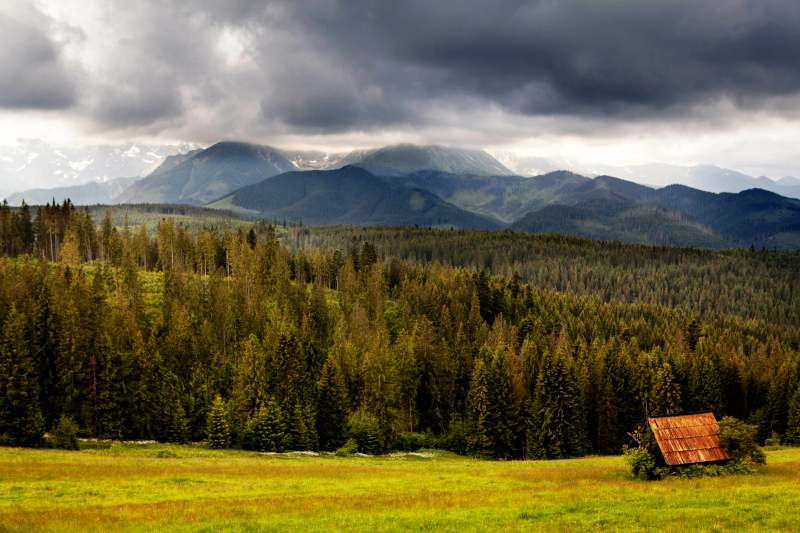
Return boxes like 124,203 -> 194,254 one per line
1,445 -> 798,532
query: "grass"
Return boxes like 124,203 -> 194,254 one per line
1,445 -> 799,532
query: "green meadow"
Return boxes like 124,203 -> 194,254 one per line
1,445 -> 799,533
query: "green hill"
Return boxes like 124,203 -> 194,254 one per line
337,144 -> 513,176
392,170 -> 590,223
572,176 -> 800,248
206,166 -> 503,229
115,142 -> 296,205
509,192 -> 733,249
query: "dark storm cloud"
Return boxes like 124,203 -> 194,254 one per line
6,0 -> 800,136
258,0 -> 800,126
0,11 -> 76,110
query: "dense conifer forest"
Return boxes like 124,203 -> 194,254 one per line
1,201 -> 799,458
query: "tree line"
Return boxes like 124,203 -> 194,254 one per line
0,205 -> 799,457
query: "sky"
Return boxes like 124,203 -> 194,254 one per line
2,0 -> 800,178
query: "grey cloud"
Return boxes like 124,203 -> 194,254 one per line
247,0 -> 800,125
0,11 -> 76,109
8,0 -> 800,137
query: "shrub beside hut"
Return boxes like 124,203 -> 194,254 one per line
624,412 -> 765,479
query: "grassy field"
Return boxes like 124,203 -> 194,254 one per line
1,445 -> 799,532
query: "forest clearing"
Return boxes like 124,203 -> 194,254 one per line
1,444 -> 799,533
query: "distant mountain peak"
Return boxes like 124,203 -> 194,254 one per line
335,143 -> 513,177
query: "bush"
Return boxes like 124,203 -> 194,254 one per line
52,415 -> 79,451
718,416 -> 766,465
764,431 -> 781,447
156,449 -> 178,458
394,432 -> 427,452
335,438 -> 359,457
623,446 -> 657,480
348,417 -> 381,455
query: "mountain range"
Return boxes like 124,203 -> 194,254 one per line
497,156 -> 800,199
207,166 -> 502,229
2,139 -> 800,250
0,139 -> 203,193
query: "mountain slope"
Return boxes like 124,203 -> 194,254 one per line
207,166 -> 503,229
510,192 -> 732,249
336,144 -> 513,176
116,142 -> 296,205
140,149 -> 203,178
391,170 -> 590,223
387,169 -> 799,248
566,175 -> 800,247
4,177 -> 138,206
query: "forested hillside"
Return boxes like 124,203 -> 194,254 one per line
285,225 -> 800,327
509,193 -> 731,249
0,203 -> 799,457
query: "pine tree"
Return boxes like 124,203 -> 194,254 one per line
317,356 -> 349,451
206,395 -> 230,449
465,360 -> 492,459
526,350 -> 587,460
0,307 -> 45,447
595,374 -> 622,454
286,403 -> 311,451
348,236 -> 360,272
786,386 -> 800,446
167,406 -> 190,444
651,363 -> 681,416
253,398 -> 285,452
686,318 -> 702,352
485,351 -> 516,459
304,404 -> 320,451
689,354 -> 722,416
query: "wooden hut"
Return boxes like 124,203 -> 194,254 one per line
647,412 -> 732,466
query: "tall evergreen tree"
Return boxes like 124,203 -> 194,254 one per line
594,374 -> 622,454
526,349 -> 587,459
786,386 -> 800,446
651,363 -> 681,416
317,356 -> 349,451
465,359 -> 492,459
286,403 -> 311,451
0,307 -> 45,446
252,398 -> 285,452
206,394 -> 230,449
485,351 -> 516,459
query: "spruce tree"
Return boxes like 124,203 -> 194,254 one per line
317,356 -> 349,451
786,386 -> 800,446
304,404 -> 320,451
651,363 -> 681,416
252,399 -> 285,452
0,307 -> 45,447
595,375 -> 622,454
206,395 -> 230,449
286,403 -> 311,451
167,406 -> 190,444
485,351 -> 516,459
689,355 -> 722,416
465,360 -> 492,459
526,350 -> 586,460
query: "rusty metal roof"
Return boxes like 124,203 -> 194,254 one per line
648,412 -> 732,466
